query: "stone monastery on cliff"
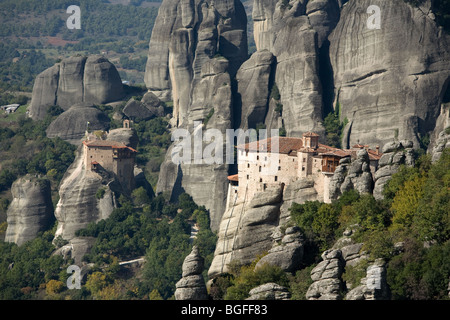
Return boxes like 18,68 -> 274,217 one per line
227,132 -> 382,206
82,121 -> 137,194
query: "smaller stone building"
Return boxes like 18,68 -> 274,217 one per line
82,139 -> 137,193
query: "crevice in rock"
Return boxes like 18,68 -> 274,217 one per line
318,39 -> 335,117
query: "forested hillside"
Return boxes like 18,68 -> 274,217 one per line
0,0 -> 159,93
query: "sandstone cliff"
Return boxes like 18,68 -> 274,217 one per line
329,0 -> 450,149
5,175 -> 54,246
29,55 -> 124,120
46,103 -> 111,145
150,0 -> 249,231
54,146 -> 117,241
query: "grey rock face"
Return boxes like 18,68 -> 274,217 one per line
46,104 -> 110,145
150,0 -> 248,231
235,50 -> 275,130
345,259 -> 390,300
106,127 -> 139,150
208,185 -> 283,279
54,147 -> 117,241
5,175 -> 54,246
156,57 -> 234,232
306,249 -> 345,300
279,178 -> 318,224
329,0 -> 450,148
373,140 -> 415,200
429,104 -> 450,163
175,246 -> 208,300
144,0 -> 248,102
246,282 -> 291,300
30,55 -> 124,120
255,226 -> 304,272
252,0 -> 342,137
328,150 -> 373,200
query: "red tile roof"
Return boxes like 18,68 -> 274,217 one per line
83,140 -> 138,153
237,137 -> 303,154
236,135 -> 381,161
227,174 -> 239,182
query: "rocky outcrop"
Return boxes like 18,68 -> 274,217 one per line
306,249 -> 345,300
30,55 -> 124,120
246,283 -> 291,300
208,185 -> 283,279
106,127 -> 139,150
252,0 -> 342,137
5,175 -> 54,246
255,226 -> 304,273
175,246 -> 208,300
156,57 -> 234,231
122,97 -> 164,121
144,0 -> 248,102
279,178 -> 318,223
429,104 -> 450,162
373,140 -> 415,200
235,49 -> 275,130
54,146 -> 117,241
149,0 -> 248,231
46,103 -> 110,145
329,0 -> 450,148
345,259 -> 390,300
328,149 -> 374,200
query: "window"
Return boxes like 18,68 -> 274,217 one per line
278,166 -> 281,171
303,158 -> 306,162
275,176 -> 278,182
257,155 -> 259,160
302,167 -> 305,171
247,163 -> 250,168
247,175 -> 249,180
259,166 -> 262,172
260,178 -> 262,182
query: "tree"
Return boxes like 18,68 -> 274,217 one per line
45,279 -> 64,296
131,186 -> 150,207
391,176 -> 426,230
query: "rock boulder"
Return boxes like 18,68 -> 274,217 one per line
5,175 -> 54,246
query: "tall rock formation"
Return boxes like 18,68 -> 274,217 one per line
144,0 -> 248,105
29,55 -> 124,120
5,175 -> 54,246
54,146 -> 117,241
329,0 -> 450,149
175,246 -> 208,300
251,0 -> 341,137
235,49 -> 275,130
149,0 -> 249,231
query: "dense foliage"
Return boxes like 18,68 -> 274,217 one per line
0,192 -> 217,300
0,107 -> 76,192
288,150 -> 450,299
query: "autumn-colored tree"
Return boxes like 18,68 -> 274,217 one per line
46,279 -> 65,296
391,176 -> 426,231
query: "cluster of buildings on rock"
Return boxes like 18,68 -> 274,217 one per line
227,132 -> 382,206
82,119 -> 137,193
